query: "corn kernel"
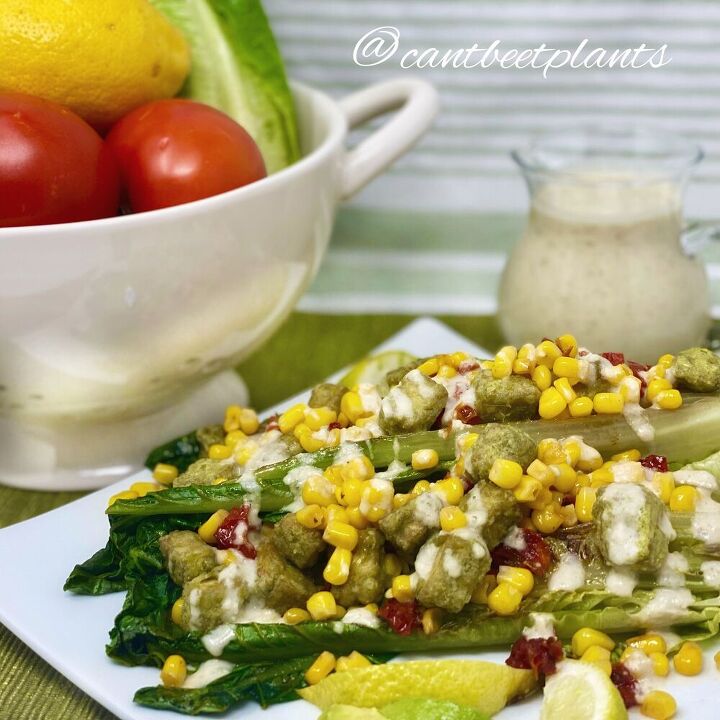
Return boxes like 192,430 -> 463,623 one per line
581,645 -> 611,663
208,443 -> 232,460
530,364 -> 552,391
646,378 -> 672,403
224,429 -> 247,448
392,575 -> 414,603
161,655 -> 187,688
302,474 -> 336,507
278,403 -> 307,433
553,356 -> 580,379
411,448 -> 439,471
335,651 -> 372,672
436,364 -> 457,379
618,376 -> 642,404
307,592 -> 337,621
296,425 -> 327,452
489,459 -> 523,490
434,476 -> 465,505
593,393 -> 624,415
492,346 -> 517,379
589,467 -> 614,485
198,509 -> 230,544
223,404 -> 244,432
575,486 -> 597,523
364,505 -> 388,523
440,506 -> 467,532
323,521 -> 359,551
239,408 -> 260,435
296,504 -> 327,530
673,641 -> 703,675
234,442 -> 257,466
392,493 -> 412,509
497,565 -> 534,596
488,582 -> 523,616
538,386 -> 567,419
527,458 -> 553,485
346,506 -> 369,529
628,633 -> 667,654
418,357 -> 441,376
471,574 -> 497,604
448,351 -> 469,367
152,463 -> 178,485
655,389 -> 683,410
527,487 -> 553,511
649,652 -> 670,677
513,358 -> 533,375
536,340 -> 562,368
641,690 -> 676,720
513,476 -> 543,503
340,455 -> 375,483
129,481 -> 161,498
305,651 -> 336,685
340,391 -> 367,424
283,607 -> 311,625
305,406 -> 338,431
669,485 -> 697,512
323,547 -> 353,585
537,439 -> 564,465
549,462 -> 577,493
107,490 -> 138,507
422,608 -> 443,635
531,505 -> 563,534
571,628 -> 615,657
556,334 -> 578,358
652,472 -> 675,504
336,478 -> 365,507
560,504 -> 578,527
171,598 -> 185,625
553,378 -> 577,404
383,554 -> 403,577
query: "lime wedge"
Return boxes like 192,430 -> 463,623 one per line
540,660 -> 628,720
340,350 -> 417,389
299,659 -> 536,715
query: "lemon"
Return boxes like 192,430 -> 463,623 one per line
540,660 -> 628,720
340,350 -> 417,389
299,659 -> 536,716
0,0 -> 189,128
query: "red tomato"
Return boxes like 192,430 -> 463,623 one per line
106,100 -> 267,212
0,93 -> 119,227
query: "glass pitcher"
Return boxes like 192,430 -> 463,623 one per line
498,127 -> 718,364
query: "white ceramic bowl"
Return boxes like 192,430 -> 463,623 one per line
0,79 -> 438,489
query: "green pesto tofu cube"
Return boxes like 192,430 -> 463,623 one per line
415,532 -> 490,613
472,370 -> 540,422
379,492 -> 445,557
673,347 -> 720,393
159,530 -> 218,586
332,528 -> 387,607
592,483 -> 670,572
379,369 -> 448,435
256,542 -> 318,614
173,458 -> 237,487
180,564 -> 250,633
464,424 -> 536,485
309,382 -> 348,413
271,513 -> 327,569
460,481 -> 522,550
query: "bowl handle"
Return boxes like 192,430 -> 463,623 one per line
338,78 -> 439,200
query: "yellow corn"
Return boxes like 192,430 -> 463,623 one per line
487,582 -> 523,616
669,485 -> 698,512
305,406 -> 338,431
627,633 -> 667,654
536,340 -> 562,368
336,478 -> 365,507
383,554 -> 403,578
497,565 -> 534,596
422,608 -> 443,635
641,690 -> 676,720
340,391 -> 367,424
538,387 -> 568,419
323,521 -> 359,551
581,645 -> 611,663
412,479 -> 432,496
296,504 -> 327,530
305,651 -> 336,685
489,459 -> 524,490
224,430 -> 247,449
513,476 -> 543,503
418,357 -> 441,376
278,403 -> 307,433
326,505 -> 350,525
171,598 -> 185,625
295,424 -> 326,452
335,651 -> 372,672
302,474 -> 335,507
531,364 -> 553,391
655,389 -> 683,410
561,440 -> 581,467
532,504 -> 563,534
593,393 -> 624,414
198,509 -> 230,544
239,408 -> 260,435
392,493 -> 412,509
392,575 -> 414,603
527,458 -> 553,485
492,346 -> 517,379
556,334 -> 578,358
560,504 -> 578,527
537,439 -> 565,465
152,463 -> 178,485
575,486 -> 597,523
234,443 -> 257,466
434,476 -> 465,505
610,449 -> 640,462
283,607 -> 311,625
673,641 -> 703,675
346,506 -> 369,529
323,547 -> 352,585
440,506 -> 467,532
652,473 -> 675,504
208,443 -> 232,460
307,592 -> 337,621
527,487 -> 553,511
436,364 -> 457,379
411,448 -> 439,471
571,628 -> 615,657
649,652 -> 670,677
129,481 -> 161,498
553,378 -> 577,404
161,655 -> 187,688
340,455 -> 375,482
471,575 -> 497,604
549,462 -> 577,493
646,378 -> 672,403
589,467 -> 614,485
223,404 -> 244,432
107,490 -> 138,507
553,356 -> 580,379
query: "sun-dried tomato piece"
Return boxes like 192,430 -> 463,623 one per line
265,414 -> 280,432
640,454 -> 669,473
506,636 -> 564,679
610,662 -> 639,708
215,504 -> 258,558
327,421 -> 342,431
601,352 -> 625,366
491,529 -> 553,576
456,404 -> 481,425
378,599 -> 422,636
458,360 -> 480,374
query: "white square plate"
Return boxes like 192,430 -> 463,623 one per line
0,318 -> 716,719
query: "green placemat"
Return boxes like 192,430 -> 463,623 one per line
0,313 -> 502,720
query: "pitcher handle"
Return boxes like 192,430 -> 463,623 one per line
681,222 -> 720,256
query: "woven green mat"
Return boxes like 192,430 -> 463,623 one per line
0,313 -> 502,720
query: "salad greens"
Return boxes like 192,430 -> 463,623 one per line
151,0 -> 300,174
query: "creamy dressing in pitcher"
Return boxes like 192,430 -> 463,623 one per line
499,171 -> 709,363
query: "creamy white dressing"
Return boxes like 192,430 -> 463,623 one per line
674,469 -> 719,490
548,553 -> 586,592
360,477 -> 394,516
414,540 -> 440,581
502,526 -> 527,551
523,612 -> 556,640
412,492 -> 446,527
342,607 -> 381,628
357,383 -> 382,415
381,386 -> 414,420
462,486 -> 489,531
700,560 -> 720,588
638,588 -> 694,625
440,375 -> 476,426
605,568 -> 638,597
201,624 -> 236,657
375,458 -> 408,481
182,659 -> 235,689
281,465 -> 325,512
622,649 -> 655,701
408,369 -> 436,399
188,588 -> 201,629
599,484 -> 647,566
656,552 -> 689,588
691,488 -> 720,547
442,550 -> 462,578
622,403 -> 655,443
611,460 -> 644,485
561,435 -> 602,470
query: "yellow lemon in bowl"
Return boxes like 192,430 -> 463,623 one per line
0,0 -> 189,128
